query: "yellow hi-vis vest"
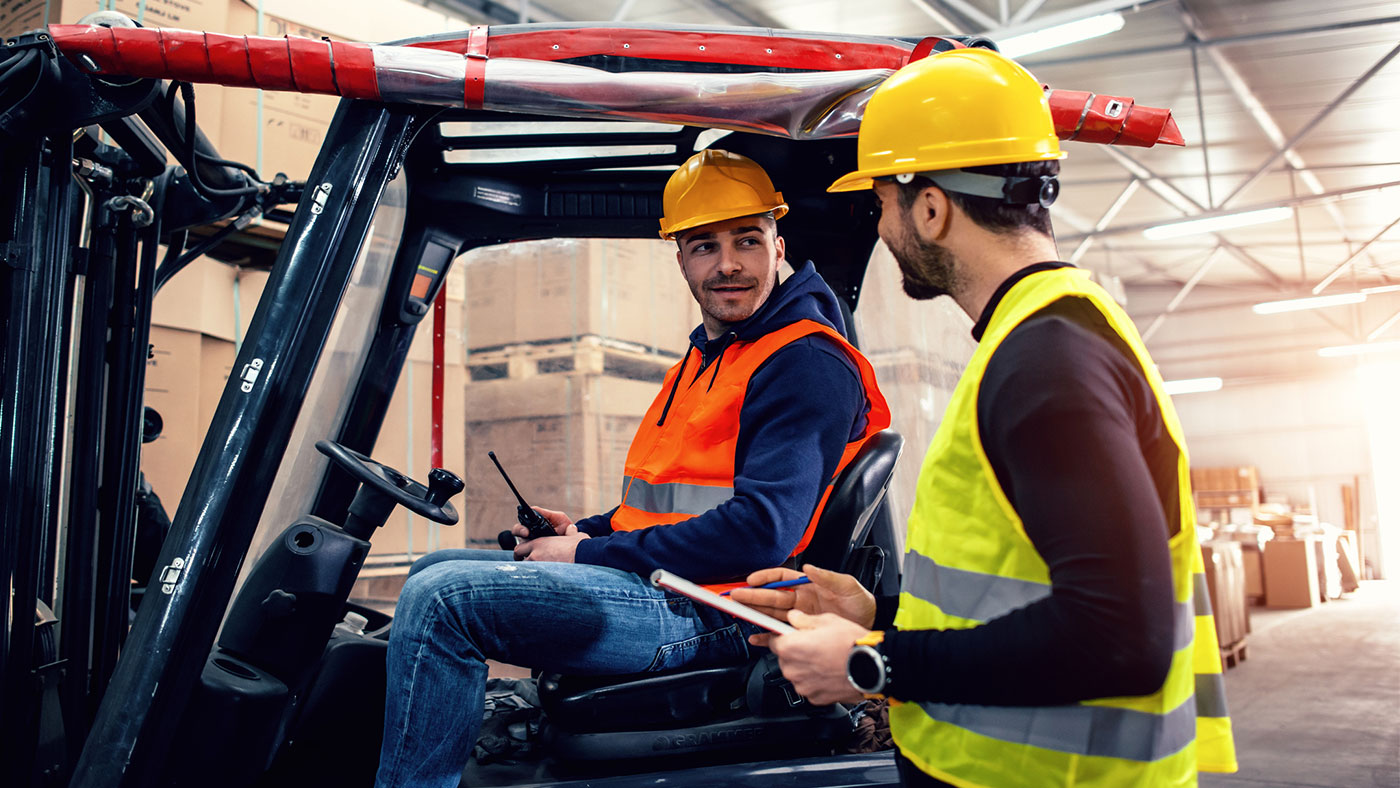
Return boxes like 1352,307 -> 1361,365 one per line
891,267 -> 1238,787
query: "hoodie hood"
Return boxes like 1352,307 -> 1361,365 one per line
688,261 -> 848,358
658,261 -> 850,427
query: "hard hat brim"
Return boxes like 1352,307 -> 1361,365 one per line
659,203 -> 789,240
826,150 -> 1067,194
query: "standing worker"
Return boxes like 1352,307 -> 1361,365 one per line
731,48 -> 1238,787
375,149 -> 890,788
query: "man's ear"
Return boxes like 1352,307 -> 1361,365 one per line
773,234 -> 786,264
911,186 -> 951,242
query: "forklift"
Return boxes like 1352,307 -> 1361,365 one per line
0,13 -> 1182,787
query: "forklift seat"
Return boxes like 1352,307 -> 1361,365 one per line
537,429 -> 904,763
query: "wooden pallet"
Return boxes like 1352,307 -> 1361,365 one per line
1220,638 -> 1249,669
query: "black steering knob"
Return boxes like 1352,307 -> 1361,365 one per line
427,468 -> 465,506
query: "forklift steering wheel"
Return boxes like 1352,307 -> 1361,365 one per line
315,439 -> 461,525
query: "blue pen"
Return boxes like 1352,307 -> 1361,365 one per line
720,576 -> 812,596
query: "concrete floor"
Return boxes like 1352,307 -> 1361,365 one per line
1201,580 -> 1399,788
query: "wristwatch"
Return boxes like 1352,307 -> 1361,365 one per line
846,630 -> 891,699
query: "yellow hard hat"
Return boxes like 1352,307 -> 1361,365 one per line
828,48 -> 1065,193
659,150 -> 788,240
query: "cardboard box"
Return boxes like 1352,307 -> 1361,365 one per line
1263,537 -> 1321,609
141,326 -> 205,507
1241,543 -> 1264,600
1195,490 -> 1259,509
1201,541 -> 1249,652
462,239 -> 700,353
460,368 -> 662,548
151,256 -> 266,342
246,0 -> 468,45
1190,466 -> 1259,493
2,0 -> 229,44
370,360 -> 469,557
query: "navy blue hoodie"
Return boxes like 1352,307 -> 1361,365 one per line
571,261 -> 870,583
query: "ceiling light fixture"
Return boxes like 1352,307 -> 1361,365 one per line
1318,340 -> 1400,357
996,12 -> 1126,58
1252,292 -> 1367,315
1142,207 -> 1293,241
1161,377 -> 1223,395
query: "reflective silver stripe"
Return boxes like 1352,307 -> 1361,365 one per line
1193,573 -> 1214,617
905,552 -> 1197,649
1195,673 -> 1229,718
1172,598 -> 1195,651
901,550 -> 1050,622
915,695 -> 1196,762
621,476 -> 733,515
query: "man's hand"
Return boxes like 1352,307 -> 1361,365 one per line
729,564 -> 876,649
767,610 -> 869,706
510,506 -> 575,539
513,526 -> 589,562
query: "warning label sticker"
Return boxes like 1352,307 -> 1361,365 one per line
473,185 -> 522,209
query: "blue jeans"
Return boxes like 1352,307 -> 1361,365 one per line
374,549 -> 758,788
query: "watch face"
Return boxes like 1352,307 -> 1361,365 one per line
848,646 -> 884,692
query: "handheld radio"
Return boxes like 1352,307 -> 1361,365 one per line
490,451 -> 557,549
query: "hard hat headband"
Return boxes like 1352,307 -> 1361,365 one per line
891,169 -> 1059,209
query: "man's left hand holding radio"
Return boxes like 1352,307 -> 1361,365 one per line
512,505 -> 590,562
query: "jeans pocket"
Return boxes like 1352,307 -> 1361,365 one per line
647,623 -> 748,673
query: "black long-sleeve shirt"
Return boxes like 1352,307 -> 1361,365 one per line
878,263 -> 1179,717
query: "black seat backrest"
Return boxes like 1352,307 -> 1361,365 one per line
791,429 -> 904,573
537,429 -> 904,762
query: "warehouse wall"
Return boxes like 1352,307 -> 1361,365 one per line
1130,283 -> 1392,577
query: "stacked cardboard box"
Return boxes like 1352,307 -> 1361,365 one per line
1,0 -> 229,45
462,238 -> 700,353
1262,536 -> 1321,609
454,238 -> 699,548
142,257 -> 268,507
1200,541 -> 1249,666
215,2 -> 343,180
366,260 -> 469,559
461,367 -> 664,548
1191,466 -> 1260,511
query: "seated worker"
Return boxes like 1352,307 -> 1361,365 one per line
375,149 -> 890,788
731,50 -> 1236,787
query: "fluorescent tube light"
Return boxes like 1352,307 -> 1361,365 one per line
1361,284 -> 1400,295
1318,340 -> 1400,357
1143,207 -> 1293,241
1252,292 -> 1367,315
997,12 -> 1125,58
1162,377 -> 1223,395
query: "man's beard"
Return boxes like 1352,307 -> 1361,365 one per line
890,232 -> 958,301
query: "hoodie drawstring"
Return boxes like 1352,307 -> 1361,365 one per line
656,348 -> 691,427
706,333 -> 734,392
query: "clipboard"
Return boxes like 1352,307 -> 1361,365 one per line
650,569 -> 796,634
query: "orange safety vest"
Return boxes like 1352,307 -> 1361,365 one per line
612,319 -> 891,590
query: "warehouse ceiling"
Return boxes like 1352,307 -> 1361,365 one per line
423,0 -> 1400,338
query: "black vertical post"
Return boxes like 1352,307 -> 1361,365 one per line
0,134 -> 76,787
86,178 -> 164,703
70,103 -> 429,788
62,179 -> 116,732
